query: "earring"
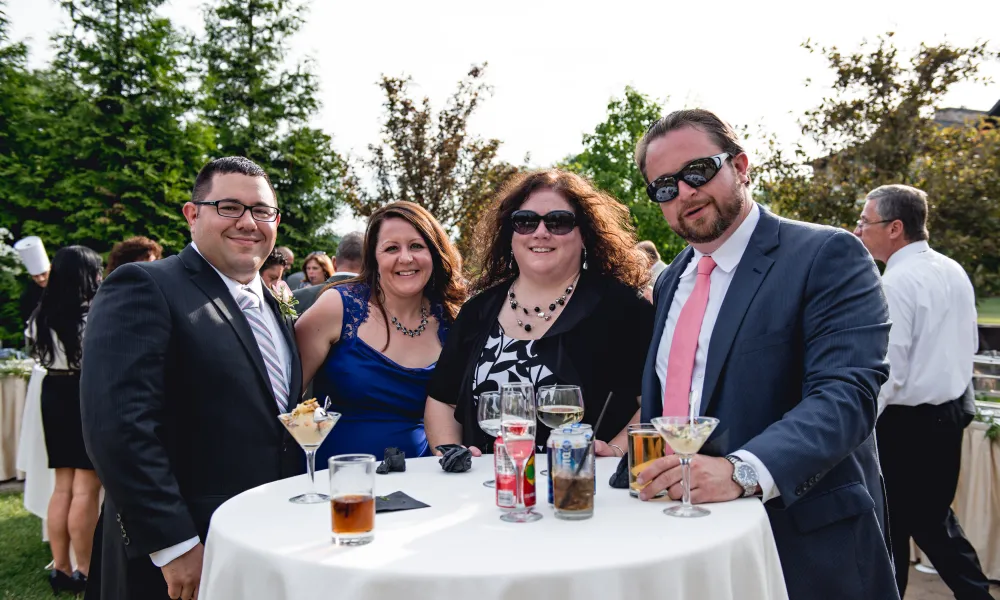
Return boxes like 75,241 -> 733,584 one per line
582,247 -> 588,270
508,249 -> 515,271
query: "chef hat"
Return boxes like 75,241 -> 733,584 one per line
13,236 -> 51,276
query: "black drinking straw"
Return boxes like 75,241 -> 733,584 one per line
557,391 -> 613,509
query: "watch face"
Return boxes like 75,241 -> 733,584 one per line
736,463 -> 757,486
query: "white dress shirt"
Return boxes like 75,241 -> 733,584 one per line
653,202 -> 779,502
877,241 -> 978,415
151,243 -> 293,568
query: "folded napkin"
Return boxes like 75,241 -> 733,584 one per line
376,447 -> 406,475
376,491 -> 430,513
609,454 -> 629,489
435,445 -> 472,473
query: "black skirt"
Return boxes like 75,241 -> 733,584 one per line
41,371 -> 94,470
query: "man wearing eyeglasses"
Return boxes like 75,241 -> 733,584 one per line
633,109 -> 897,599
855,184 -> 990,599
81,157 -> 304,600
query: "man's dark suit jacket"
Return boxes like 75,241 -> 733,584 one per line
81,245 -> 304,600
291,273 -> 355,315
641,208 -> 899,600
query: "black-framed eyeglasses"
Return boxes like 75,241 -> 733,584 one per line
193,200 -> 280,222
855,218 -> 893,229
645,152 -> 731,203
511,210 -> 577,235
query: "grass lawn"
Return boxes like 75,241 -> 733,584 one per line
0,492 -> 52,600
981,297 -> 1000,325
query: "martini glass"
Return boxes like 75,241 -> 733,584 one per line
278,397 -> 341,504
650,416 -> 720,518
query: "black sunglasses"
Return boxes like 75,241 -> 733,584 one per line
645,152 -> 731,203
511,210 -> 577,235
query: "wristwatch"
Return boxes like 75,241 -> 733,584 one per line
725,455 -> 759,498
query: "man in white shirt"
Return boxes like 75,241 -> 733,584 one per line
82,157 -> 304,600
856,184 -> 990,599
634,109 -> 897,599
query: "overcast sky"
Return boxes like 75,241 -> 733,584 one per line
6,0 -> 999,234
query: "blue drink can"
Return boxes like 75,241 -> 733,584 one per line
549,429 -> 595,520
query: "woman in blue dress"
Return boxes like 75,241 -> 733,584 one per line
296,202 -> 466,464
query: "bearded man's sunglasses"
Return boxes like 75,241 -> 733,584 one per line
645,152 -> 731,203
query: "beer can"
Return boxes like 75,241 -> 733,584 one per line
495,433 -> 536,510
548,427 -> 595,504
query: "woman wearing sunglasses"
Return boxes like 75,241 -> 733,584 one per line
425,169 -> 654,456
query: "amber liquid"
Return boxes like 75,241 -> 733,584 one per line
331,494 -> 375,534
553,475 -> 594,513
628,430 -> 666,497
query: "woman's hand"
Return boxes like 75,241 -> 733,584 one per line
594,440 -> 622,457
431,445 -> 482,457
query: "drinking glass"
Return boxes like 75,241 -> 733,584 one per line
477,391 -> 502,488
329,454 -> 376,545
277,398 -> 341,504
536,385 -> 584,476
627,423 -> 667,498
650,416 -> 720,517
500,382 -> 542,523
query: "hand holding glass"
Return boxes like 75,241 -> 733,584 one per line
650,416 -> 719,517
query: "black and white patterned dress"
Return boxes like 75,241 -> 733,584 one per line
471,321 -> 558,399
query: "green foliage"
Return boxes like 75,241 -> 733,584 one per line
561,87 -> 686,262
346,64 -> 520,259
756,33 -> 1000,296
200,0 -> 352,261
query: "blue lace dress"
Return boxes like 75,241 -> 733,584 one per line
313,283 -> 449,465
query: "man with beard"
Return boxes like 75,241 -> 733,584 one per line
633,109 -> 897,599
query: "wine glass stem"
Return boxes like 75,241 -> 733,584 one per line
515,459 -> 525,513
306,449 -> 317,493
680,456 -> 692,509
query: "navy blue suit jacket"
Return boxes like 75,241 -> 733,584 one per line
641,207 -> 899,600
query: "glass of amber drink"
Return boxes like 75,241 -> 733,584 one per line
329,454 -> 376,545
627,424 -> 667,498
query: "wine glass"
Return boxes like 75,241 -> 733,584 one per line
500,382 -> 542,523
650,416 -> 719,517
277,397 -> 341,504
477,391 -> 501,488
536,385 -> 585,476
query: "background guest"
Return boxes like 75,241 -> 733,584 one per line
105,236 -> 163,276
296,203 -> 466,464
425,169 -> 653,457
277,246 -> 302,288
298,251 -> 334,288
855,184 -> 991,599
26,245 -> 104,595
292,231 -> 364,315
259,248 -> 287,289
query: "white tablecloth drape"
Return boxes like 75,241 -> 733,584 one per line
16,364 -> 53,538
201,456 -> 788,600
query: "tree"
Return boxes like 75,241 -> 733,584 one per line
756,34 -> 1000,295
200,0 -> 352,258
4,0 -> 212,255
347,64 -> 520,259
561,87 -> 687,262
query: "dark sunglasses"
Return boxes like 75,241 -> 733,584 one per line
645,152 -> 731,203
511,210 -> 577,235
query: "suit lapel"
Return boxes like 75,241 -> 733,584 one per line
642,248 -> 693,420
700,210 -> 780,416
180,246 -> 274,408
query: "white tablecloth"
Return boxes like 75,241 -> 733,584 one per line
201,456 -> 788,600
16,364 -> 53,538
0,371 -> 29,480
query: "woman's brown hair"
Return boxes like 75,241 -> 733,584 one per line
302,252 -> 335,281
347,201 -> 467,350
106,236 -> 163,276
473,169 -> 647,292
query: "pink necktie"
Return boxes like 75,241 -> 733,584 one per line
663,256 -> 717,417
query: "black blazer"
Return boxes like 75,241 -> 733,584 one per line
81,245 -> 304,600
428,271 -> 653,449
